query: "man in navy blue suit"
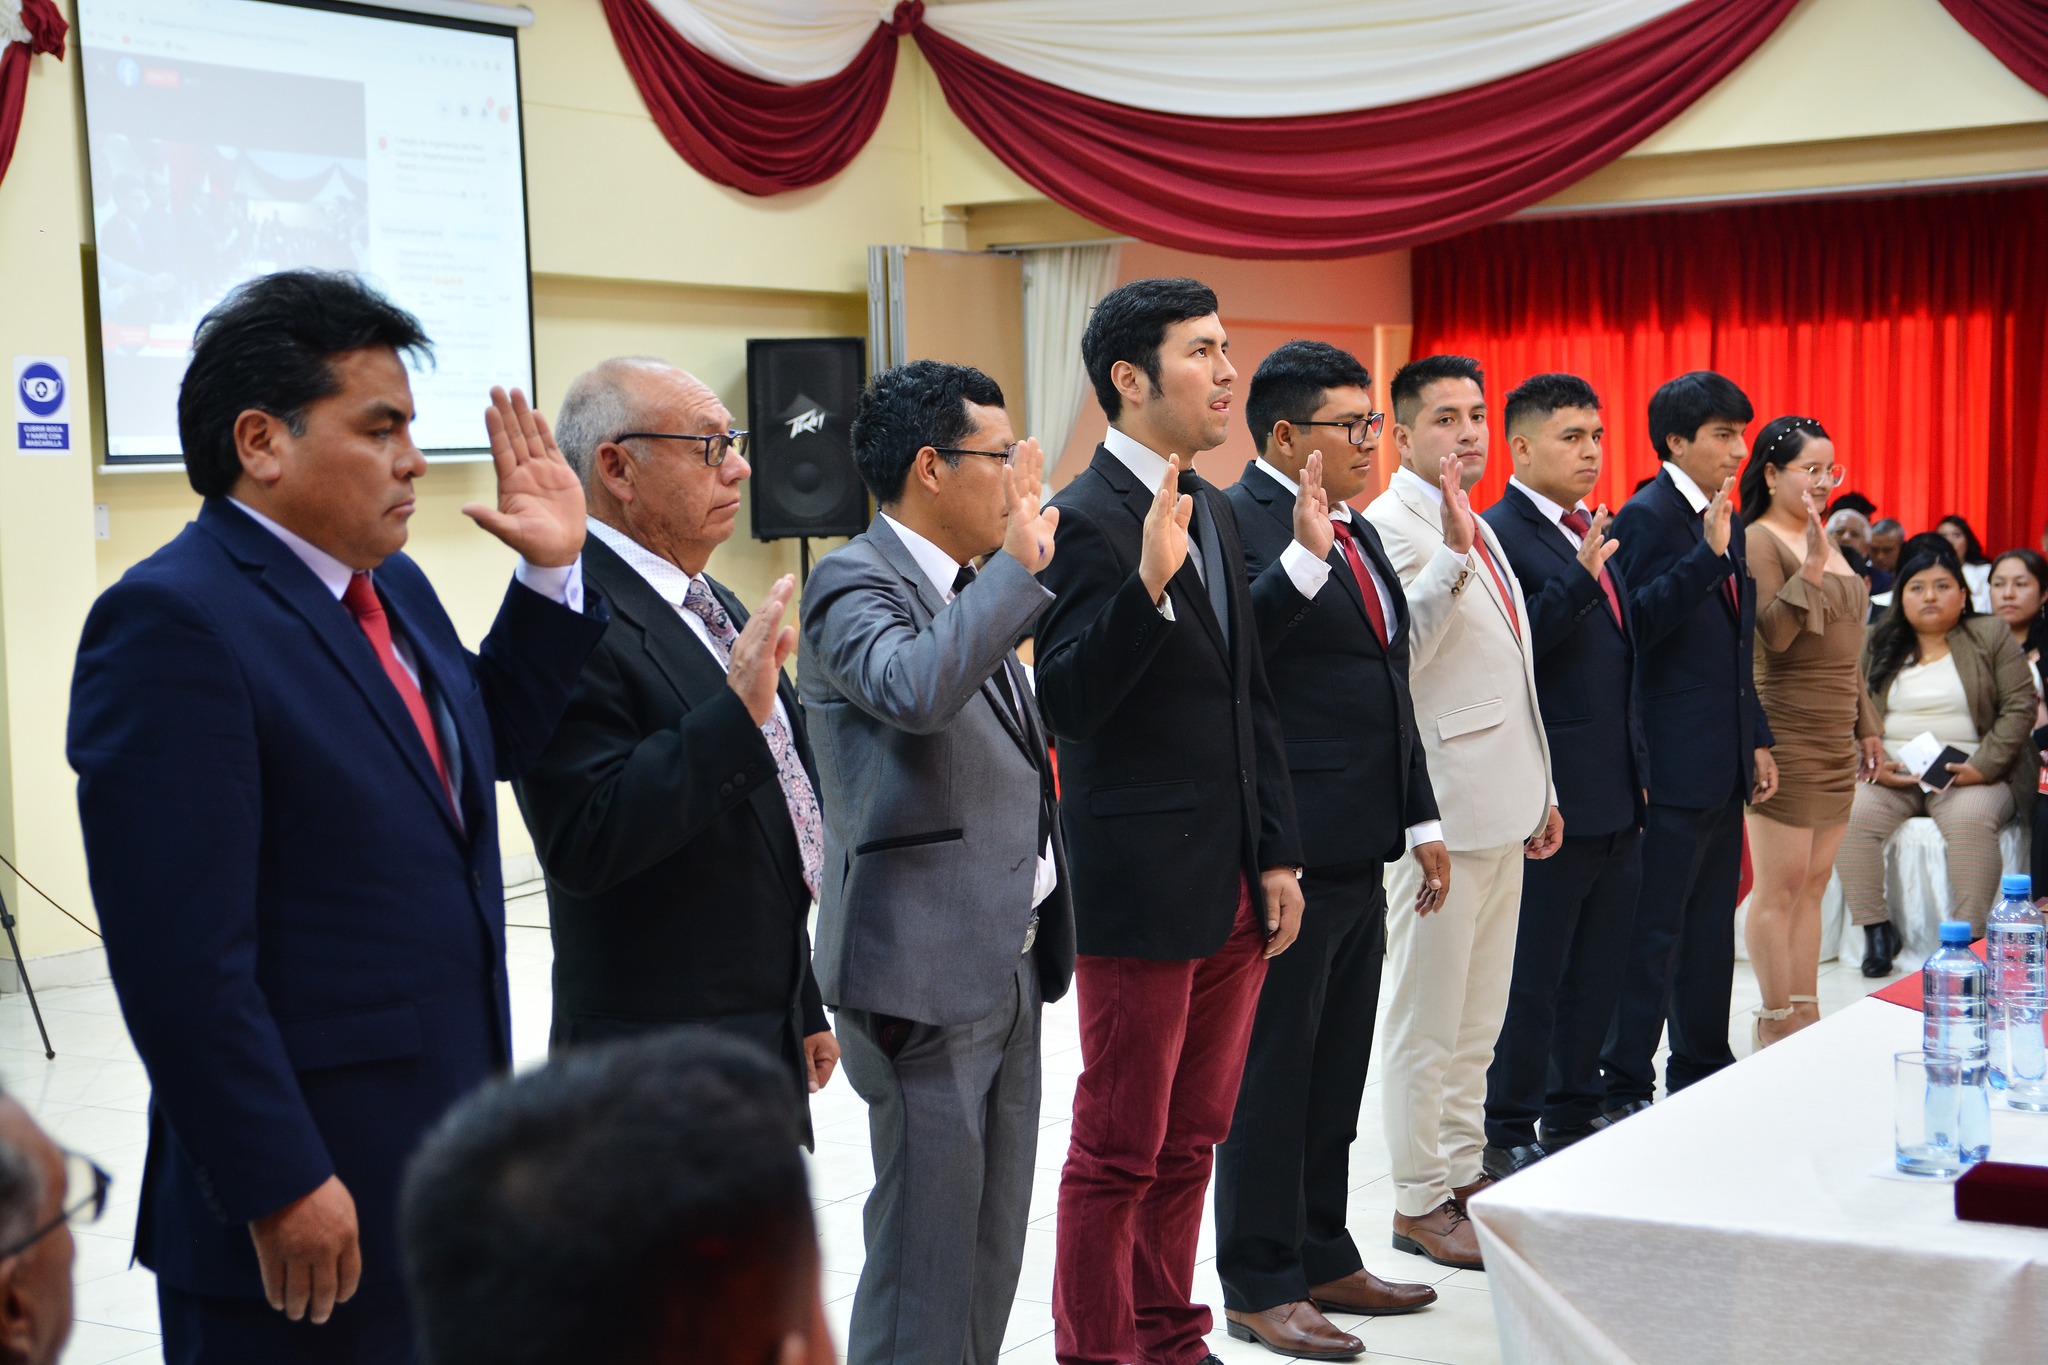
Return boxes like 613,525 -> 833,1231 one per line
1479,375 -> 1649,1178
67,271 -> 611,1362
1599,371 -> 1778,1118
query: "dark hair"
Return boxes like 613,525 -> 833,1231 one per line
1990,548 -> 2048,658
1646,371 -> 1753,460
177,270 -> 432,498
1080,277 -> 1219,422
1936,514 -> 1990,565
850,360 -> 1006,505
1737,415 -> 1830,523
400,1031 -> 814,1365
1865,538 -> 1974,694
0,1087 -> 44,1252
1827,490 -> 1877,520
1503,372 -> 1601,438
1244,340 -> 1371,453
1390,355 -> 1484,427
1871,518 -> 1904,538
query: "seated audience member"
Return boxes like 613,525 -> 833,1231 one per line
1935,514 -> 1994,612
0,1090 -> 95,1365
400,1031 -> 832,1365
1991,549 -> 2048,904
1868,518 -> 1904,587
1825,508 -> 1877,582
1840,542 -> 2040,955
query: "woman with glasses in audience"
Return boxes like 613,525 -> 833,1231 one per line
1841,540 -> 2040,962
1737,417 -> 1881,1045
1988,548 -> 2048,903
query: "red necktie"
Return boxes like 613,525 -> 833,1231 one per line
343,572 -> 458,817
1559,508 -> 1625,632
1472,533 -> 1521,640
1331,519 -> 1389,649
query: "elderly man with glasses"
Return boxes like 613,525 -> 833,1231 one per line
512,356 -> 840,1141
0,1087 -> 109,1365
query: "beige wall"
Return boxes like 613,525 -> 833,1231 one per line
1,0 -> 2042,962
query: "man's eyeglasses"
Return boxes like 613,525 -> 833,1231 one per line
0,1152 -> 110,1259
931,443 -> 1019,466
614,430 -> 750,467
1292,413 -> 1385,446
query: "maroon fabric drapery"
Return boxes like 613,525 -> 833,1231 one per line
0,0 -> 66,190
597,0 -> 918,195
1939,0 -> 2048,95
1409,186 -> 2048,556
911,0 -> 1797,260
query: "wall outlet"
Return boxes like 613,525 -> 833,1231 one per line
93,504 -> 109,540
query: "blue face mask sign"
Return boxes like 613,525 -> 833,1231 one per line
14,357 -> 71,453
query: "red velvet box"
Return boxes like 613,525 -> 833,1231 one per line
1955,1161 -> 2048,1228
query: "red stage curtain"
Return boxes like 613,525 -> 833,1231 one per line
1410,186 -> 2048,555
1940,0 -> 2048,95
911,0 -> 1796,260
0,0 -> 67,190
598,0 -> 917,195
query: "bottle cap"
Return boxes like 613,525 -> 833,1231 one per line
2002,873 -> 2034,899
1940,920 -> 1974,945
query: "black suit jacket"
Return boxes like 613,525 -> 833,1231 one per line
1484,484 -> 1648,837
1608,467 -> 1775,810
1226,463 -> 1437,868
1035,445 -> 1302,960
512,534 -> 825,1059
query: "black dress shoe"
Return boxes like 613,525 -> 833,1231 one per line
1600,1097 -> 1653,1123
1862,920 -> 1902,977
1481,1141 -> 1547,1179
1537,1115 -> 1610,1149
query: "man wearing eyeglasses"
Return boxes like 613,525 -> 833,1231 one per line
799,359 -> 1072,1365
1214,341 -> 1443,1358
513,357 -> 840,1140
0,1092 -> 103,1365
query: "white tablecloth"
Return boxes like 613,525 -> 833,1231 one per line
1468,997 -> 2048,1364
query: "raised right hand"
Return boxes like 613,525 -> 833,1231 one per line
1001,437 -> 1060,573
1704,476 -> 1736,555
728,574 -> 799,725
1800,496 -> 1829,584
249,1174 -> 361,1325
1139,455 -> 1193,603
1575,505 -> 1619,581
1438,454 -> 1478,555
1292,450 -> 1334,559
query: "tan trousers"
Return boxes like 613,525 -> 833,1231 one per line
1840,782 -> 2017,935
1380,843 -> 1524,1217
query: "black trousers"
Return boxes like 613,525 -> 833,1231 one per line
1214,859 -> 1386,1312
1485,828 -> 1641,1147
159,1280 -> 413,1365
1601,797 -> 1743,1103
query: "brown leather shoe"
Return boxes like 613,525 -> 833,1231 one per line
1391,1200 -> 1484,1270
1450,1174 -> 1495,1206
1309,1267 -> 1438,1316
1224,1302 -> 1363,1360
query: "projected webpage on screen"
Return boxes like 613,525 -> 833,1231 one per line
78,0 -> 533,461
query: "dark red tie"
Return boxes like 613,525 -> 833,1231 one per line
1472,533 -> 1521,640
1331,519 -> 1389,649
344,572 -> 457,816
1559,508 -> 1625,632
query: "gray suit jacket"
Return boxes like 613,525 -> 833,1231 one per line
798,517 -> 1076,1025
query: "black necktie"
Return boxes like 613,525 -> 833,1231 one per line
953,563 -> 976,596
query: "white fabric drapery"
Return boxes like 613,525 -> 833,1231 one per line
0,0 -> 31,48
643,0 -> 1696,116
1017,243 -> 1118,486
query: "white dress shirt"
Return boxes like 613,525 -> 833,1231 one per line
880,514 -> 1059,910
1508,476 -> 1587,549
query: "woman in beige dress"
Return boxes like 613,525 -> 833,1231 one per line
1739,417 -> 1883,1047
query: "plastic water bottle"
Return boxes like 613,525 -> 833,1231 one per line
1987,873 -> 2047,1106
1923,919 -> 1992,1164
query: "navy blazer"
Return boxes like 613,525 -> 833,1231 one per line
1483,483 -> 1648,837
1226,463 -> 1438,868
1607,468 -> 1775,810
67,498 -> 606,1298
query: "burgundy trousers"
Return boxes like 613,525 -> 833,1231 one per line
1053,881 -> 1269,1365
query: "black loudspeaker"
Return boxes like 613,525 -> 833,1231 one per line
747,337 -> 869,541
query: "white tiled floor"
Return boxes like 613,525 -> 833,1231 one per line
0,898 -> 1900,1365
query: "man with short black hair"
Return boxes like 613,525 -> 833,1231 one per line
1038,277 -> 1304,1365
399,1030 -> 833,1365
1600,371 -> 1778,1117
0,1090 -> 81,1365
801,360 -> 1072,1365
1216,340 -> 1442,1359
1479,374 -> 1647,1179
1869,518 -> 1905,578
70,269 -> 607,1361
1363,355 -> 1559,1272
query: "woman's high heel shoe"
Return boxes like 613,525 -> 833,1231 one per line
1861,920 -> 1902,978
1753,1004 -> 1794,1050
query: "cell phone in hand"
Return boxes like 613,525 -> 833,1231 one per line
1919,745 -> 1972,790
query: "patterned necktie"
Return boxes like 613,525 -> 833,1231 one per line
343,572 -> 458,819
1331,519 -> 1389,648
681,578 -> 823,900
1558,508 -> 1625,632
